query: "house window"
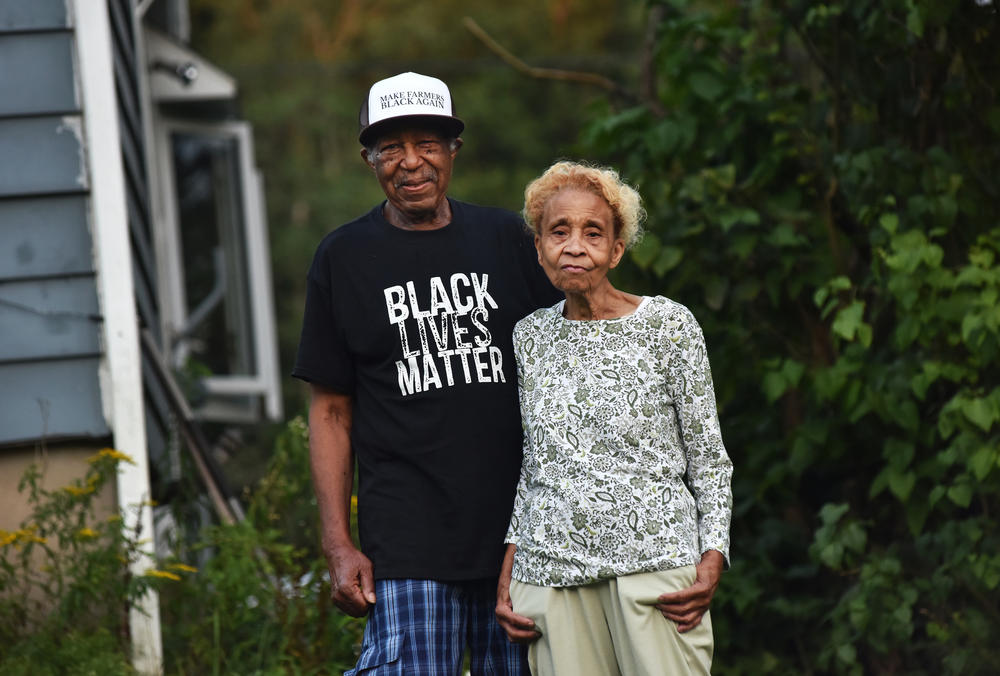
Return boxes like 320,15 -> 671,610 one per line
156,119 -> 281,422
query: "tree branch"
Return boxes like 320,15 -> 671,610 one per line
640,5 -> 667,117
462,17 -> 634,103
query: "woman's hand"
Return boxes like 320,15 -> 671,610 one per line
495,544 -> 540,643
655,549 -> 724,632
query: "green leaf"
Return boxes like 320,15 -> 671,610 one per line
887,468 -> 916,501
928,485 -> 947,507
969,554 -> 1000,590
869,467 -> 889,498
893,399 -> 919,433
841,521 -> 867,553
906,7 -> 925,38
649,120 -> 683,157
762,371 -> 787,403
781,359 -> 805,387
718,207 -> 761,232
969,446 -> 997,480
946,482 -> 973,508
878,213 -> 899,233
819,502 -> 849,525
630,232 -> 662,269
688,70 -> 726,101
652,246 -> 684,277
883,438 -> 915,468
961,396 -> 996,432
906,500 -> 931,536
832,301 -> 867,342
836,643 -> 857,665
814,276 -> 852,308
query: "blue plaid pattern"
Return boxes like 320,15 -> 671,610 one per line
344,578 -> 528,675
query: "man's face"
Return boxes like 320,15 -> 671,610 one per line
364,124 -> 461,223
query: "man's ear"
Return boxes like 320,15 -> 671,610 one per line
451,137 -> 464,155
361,147 -> 375,169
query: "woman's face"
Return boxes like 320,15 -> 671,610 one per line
535,188 -> 625,296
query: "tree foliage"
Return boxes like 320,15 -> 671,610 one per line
583,1 -> 1000,673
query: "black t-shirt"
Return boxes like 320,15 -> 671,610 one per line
293,199 -> 561,581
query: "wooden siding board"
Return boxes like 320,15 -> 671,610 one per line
118,103 -> 149,207
0,33 -> 77,117
0,116 -> 88,196
113,56 -> 143,144
0,359 -> 110,444
107,0 -> 136,71
0,276 -> 101,362
0,196 -> 94,278
0,0 -> 69,32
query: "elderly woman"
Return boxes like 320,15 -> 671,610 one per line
495,161 -> 733,676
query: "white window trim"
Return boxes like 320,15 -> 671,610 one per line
153,118 -> 282,422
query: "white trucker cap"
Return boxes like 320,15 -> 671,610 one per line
358,72 -> 464,146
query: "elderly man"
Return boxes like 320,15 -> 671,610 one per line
292,72 -> 559,675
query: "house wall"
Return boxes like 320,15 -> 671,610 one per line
0,442 -> 116,536
0,0 -> 110,445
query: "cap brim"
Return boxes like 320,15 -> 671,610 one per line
359,115 -> 465,146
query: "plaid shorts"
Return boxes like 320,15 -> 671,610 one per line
344,578 -> 529,676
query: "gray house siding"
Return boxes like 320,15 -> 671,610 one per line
0,2 -> 109,444
0,1 -> 69,32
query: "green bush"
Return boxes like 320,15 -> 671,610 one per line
1,424 -> 363,675
160,416 -> 364,675
583,1 -> 1000,673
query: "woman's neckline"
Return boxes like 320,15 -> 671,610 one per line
557,295 -> 650,323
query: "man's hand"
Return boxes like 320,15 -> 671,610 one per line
326,542 -> 376,617
655,550 -> 724,633
495,544 -> 540,643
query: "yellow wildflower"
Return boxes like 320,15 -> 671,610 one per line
63,484 -> 95,497
144,569 -> 181,581
167,563 -> 198,573
88,448 -> 136,465
78,528 -> 99,539
4,528 -> 46,546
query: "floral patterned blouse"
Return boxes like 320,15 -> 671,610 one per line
506,296 -> 733,587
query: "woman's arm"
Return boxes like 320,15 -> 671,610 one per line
671,306 -> 734,566
658,306 -> 734,630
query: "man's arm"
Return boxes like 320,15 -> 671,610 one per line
654,549 -> 724,632
308,383 -> 375,617
495,543 -> 539,643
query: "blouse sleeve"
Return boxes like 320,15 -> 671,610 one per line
667,307 -> 733,565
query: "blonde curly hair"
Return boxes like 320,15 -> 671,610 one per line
523,161 -> 645,249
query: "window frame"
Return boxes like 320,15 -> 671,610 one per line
153,117 -> 281,422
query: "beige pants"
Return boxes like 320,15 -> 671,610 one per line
510,567 -> 713,676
